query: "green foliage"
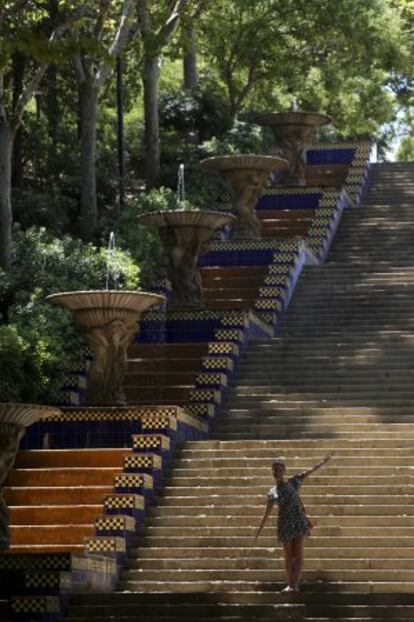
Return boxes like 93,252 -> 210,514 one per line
0,226 -> 140,403
0,325 -> 30,402
159,85 -> 232,140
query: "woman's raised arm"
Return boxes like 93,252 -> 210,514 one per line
300,452 -> 333,480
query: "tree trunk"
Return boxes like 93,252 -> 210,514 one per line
11,52 -> 25,187
142,54 -> 160,188
116,56 -> 125,213
0,123 -> 15,272
183,23 -> 198,91
46,64 -> 59,179
79,81 -> 99,239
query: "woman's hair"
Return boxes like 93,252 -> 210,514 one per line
272,457 -> 286,469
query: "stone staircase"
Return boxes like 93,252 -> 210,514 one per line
63,162 -> 414,619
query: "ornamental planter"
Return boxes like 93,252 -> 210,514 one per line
200,155 -> 287,239
255,112 -> 332,186
137,210 -> 235,309
46,291 -> 164,406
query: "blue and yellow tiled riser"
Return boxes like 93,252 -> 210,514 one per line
4,406 -> 207,619
1,552 -> 118,621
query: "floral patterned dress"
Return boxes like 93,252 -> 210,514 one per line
267,474 -> 312,543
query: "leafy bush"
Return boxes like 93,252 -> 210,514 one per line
12,187 -> 76,234
0,226 -> 140,403
159,86 -> 232,141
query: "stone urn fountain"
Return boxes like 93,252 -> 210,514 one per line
137,210 -> 235,309
255,112 -> 332,186
46,290 -> 164,406
0,403 -> 60,550
200,155 -> 287,239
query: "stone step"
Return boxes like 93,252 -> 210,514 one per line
118,567 -> 414,582
127,359 -> 202,373
124,386 -> 191,403
158,495 -> 413,507
183,438 -> 414,449
234,373 -> 414,383
143,515 -> 414,530
14,448 -> 129,469
70,590 -> 414,608
10,524 -> 94,545
127,557 -> 414,571
72,582 -> 414,599
3,485 -> 112,505
163,474 -> 412,487
231,381 -> 414,391
213,424 -> 414,436
218,414 -> 414,424
124,371 -> 199,386
128,343 -> 209,359
134,545 -> 414,559
211,407 -> 414,418
64,602 -> 414,619
6,467 -> 121,487
135,535 -> 414,548
9,504 -> 102,524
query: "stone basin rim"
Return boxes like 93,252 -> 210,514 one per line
255,111 -> 332,127
0,403 -> 61,427
137,209 -> 236,227
200,154 -> 288,172
45,290 -> 165,312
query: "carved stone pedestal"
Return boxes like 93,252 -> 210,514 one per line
46,291 -> 164,406
255,112 -> 332,186
200,155 -> 287,239
138,211 -> 234,309
0,403 -> 60,550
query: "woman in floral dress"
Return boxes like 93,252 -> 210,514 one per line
254,453 -> 333,592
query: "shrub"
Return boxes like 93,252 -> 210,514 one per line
0,226 -> 140,404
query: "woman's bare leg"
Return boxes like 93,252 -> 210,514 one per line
282,540 -> 295,590
291,536 -> 305,591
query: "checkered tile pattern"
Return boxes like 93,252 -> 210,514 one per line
0,554 -> 70,571
214,329 -> 244,341
141,414 -> 177,431
255,298 -> 283,311
189,388 -> 221,403
202,357 -> 233,371
207,342 -> 239,355
25,573 -> 60,589
11,596 -> 60,613
258,286 -> 283,298
115,473 -> 153,489
196,372 -> 227,387
85,537 -> 126,554
105,494 -> 145,511
124,453 -> 162,470
95,515 -> 135,531
132,434 -> 170,450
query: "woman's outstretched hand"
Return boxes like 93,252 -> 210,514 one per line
323,452 -> 334,463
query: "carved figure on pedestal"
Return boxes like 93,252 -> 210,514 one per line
200,155 -> 287,240
46,291 -> 164,406
138,211 -> 234,309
